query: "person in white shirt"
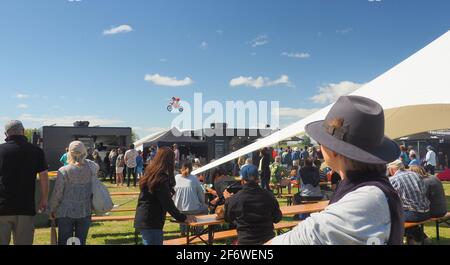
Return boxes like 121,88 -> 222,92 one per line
173,162 -> 208,236
267,96 -> 404,245
124,144 -> 139,187
424,146 -> 437,175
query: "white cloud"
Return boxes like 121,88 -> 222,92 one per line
216,30 -> 223,35
103,25 -> 133,36
17,104 -> 29,109
230,75 -> 293,89
368,0 -> 382,2
276,107 -> 321,119
250,34 -> 269,48
281,52 -> 311,59
336,28 -> 353,35
200,41 -> 208,49
16,93 -> 29,99
159,58 -> 167,63
18,114 -> 124,127
310,81 -> 364,104
144,74 -> 193,87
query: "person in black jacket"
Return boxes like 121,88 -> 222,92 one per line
224,163 -> 282,245
259,148 -> 272,191
134,147 -> 196,245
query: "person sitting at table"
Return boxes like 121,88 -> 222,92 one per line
268,96 -> 404,245
134,147 -> 196,245
224,163 -> 282,245
173,162 -> 208,236
387,160 -> 430,245
206,167 -> 235,210
409,165 -> 447,219
213,168 -> 236,198
297,158 -> 323,201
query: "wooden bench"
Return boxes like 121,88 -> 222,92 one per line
163,221 -> 300,245
91,215 -> 135,222
403,212 -> 450,241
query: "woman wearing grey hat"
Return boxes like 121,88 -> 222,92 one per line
268,95 -> 404,245
49,141 -> 98,245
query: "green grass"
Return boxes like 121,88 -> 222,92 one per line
33,182 -> 450,245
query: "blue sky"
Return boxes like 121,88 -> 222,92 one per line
1,0 -> 449,140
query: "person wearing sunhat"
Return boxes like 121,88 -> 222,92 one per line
268,95 -> 404,245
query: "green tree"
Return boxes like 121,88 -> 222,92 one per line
302,135 -> 311,148
131,130 -> 139,143
24,128 -> 39,142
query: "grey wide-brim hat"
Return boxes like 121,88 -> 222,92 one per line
305,96 -> 400,164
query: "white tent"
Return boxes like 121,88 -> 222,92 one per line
193,30 -> 450,175
134,130 -> 167,151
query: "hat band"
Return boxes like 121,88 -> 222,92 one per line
322,123 -> 382,148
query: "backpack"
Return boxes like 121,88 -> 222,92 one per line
88,161 -> 114,215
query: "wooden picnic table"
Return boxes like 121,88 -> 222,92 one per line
280,200 -> 329,216
183,200 -> 329,245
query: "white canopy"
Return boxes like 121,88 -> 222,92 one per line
134,130 -> 167,151
193,30 -> 450,175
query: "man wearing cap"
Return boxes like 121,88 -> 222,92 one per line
387,159 -> 430,244
268,96 -> 404,245
0,120 -> 49,245
224,163 -> 282,245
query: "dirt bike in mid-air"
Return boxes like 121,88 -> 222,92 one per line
167,97 -> 184,112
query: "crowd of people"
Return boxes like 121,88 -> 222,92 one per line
0,95 -> 448,246
59,144 -> 145,188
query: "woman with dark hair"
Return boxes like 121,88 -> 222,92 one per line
298,158 -> 323,201
134,147 -> 196,245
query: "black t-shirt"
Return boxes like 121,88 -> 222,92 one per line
0,135 -> 48,216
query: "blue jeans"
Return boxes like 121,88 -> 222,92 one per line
141,229 -> 163,245
57,216 -> 91,245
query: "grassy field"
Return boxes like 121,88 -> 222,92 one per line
33,181 -> 450,245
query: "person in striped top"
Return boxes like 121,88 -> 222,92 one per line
388,159 -> 430,244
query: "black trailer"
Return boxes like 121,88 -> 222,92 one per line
37,125 -> 132,171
